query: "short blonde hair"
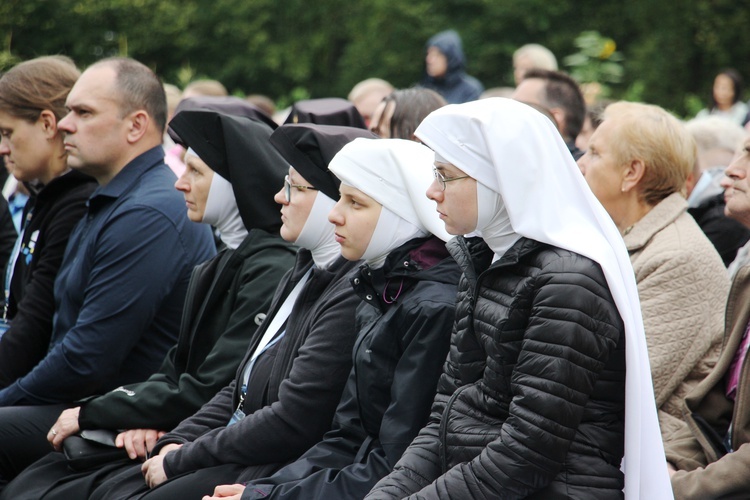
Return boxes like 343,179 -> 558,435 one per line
347,78 -> 394,103
604,101 -> 696,206
183,79 -> 227,97
513,44 -> 558,71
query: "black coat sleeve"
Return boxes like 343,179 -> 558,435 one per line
78,245 -> 294,430
160,284 -> 360,477
369,256 -> 623,499
243,291 -> 456,500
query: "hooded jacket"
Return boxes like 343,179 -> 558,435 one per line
0,170 -> 96,388
368,236 -> 627,499
243,236 -> 460,500
420,30 -> 484,104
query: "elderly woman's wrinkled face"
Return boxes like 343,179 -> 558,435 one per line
328,184 -> 382,261
175,153 -> 214,223
426,161 -> 477,235
577,119 -> 626,220
720,139 -> 750,227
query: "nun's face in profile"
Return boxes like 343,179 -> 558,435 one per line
426,161 -> 477,235
175,153 -> 214,223
274,167 -> 318,243
328,183 -> 382,261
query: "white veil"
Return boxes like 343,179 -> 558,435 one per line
415,98 -> 672,499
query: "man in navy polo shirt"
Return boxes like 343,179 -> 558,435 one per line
0,57 -> 215,486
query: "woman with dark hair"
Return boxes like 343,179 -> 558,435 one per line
369,88 -> 446,140
0,56 -> 96,387
696,68 -> 748,126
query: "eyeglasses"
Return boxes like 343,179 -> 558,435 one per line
284,175 -> 319,203
433,167 -> 470,191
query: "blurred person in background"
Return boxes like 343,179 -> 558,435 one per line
420,30 -> 483,104
512,43 -> 558,85
369,88 -> 446,140
348,78 -> 394,128
513,69 -> 586,159
696,69 -> 748,126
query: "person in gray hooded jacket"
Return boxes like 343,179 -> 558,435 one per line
420,30 -> 484,104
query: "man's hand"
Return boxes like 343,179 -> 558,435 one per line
115,429 -> 166,460
47,407 -> 81,451
203,484 -> 246,499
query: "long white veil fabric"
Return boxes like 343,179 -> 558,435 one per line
415,98 -> 673,499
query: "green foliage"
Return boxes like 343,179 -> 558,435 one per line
2,0 -> 750,117
563,31 -> 624,88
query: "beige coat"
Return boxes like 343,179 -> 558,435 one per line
625,193 -> 729,439
665,264 -> 750,499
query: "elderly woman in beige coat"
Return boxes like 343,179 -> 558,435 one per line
577,101 -> 729,441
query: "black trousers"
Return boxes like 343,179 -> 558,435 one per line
0,451 -> 133,500
0,403 -> 72,491
90,461 -> 246,500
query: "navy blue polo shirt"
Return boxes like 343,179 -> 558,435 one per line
0,146 -> 215,405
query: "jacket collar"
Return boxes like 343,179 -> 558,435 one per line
353,236 -> 453,309
448,235 -> 542,290
88,146 -> 165,210
624,192 -> 687,252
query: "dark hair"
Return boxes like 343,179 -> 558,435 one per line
380,88 -> 447,140
586,99 -> 613,130
711,68 -> 743,109
0,55 -> 80,122
92,57 -> 168,133
522,68 -> 586,139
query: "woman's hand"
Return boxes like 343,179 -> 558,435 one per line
141,443 -> 182,488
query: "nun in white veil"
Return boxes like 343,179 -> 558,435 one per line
367,98 -> 672,499
227,138 -> 463,500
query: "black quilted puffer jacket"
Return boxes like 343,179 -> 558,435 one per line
368,236 -> 627,499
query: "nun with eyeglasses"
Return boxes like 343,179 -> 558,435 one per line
210,138 -> 462,500
367,98 -> 673,499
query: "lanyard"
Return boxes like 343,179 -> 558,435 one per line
240,268 -> 312,393
3,209 -> 33,321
